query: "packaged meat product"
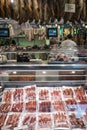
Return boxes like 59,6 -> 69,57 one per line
38,113 -> 52,129
0,103 -> 11,113
21,113 -> 36,130
38,88 -> 50,100
78,104 -> 87,124
65,99 -> 79,111
63,87 -> 74,98
51,88 -> 62,101
11,102 -> 24,112
5,113 -> 20,128
52,101 -> 65,111
25,101 -> 36,112
24,85 -> 36,101
2,89 -> 13,103
74,87 -> 86,102
13,88 -> 24,102
84,108 -> 87,124
68,112 -> 86,129
39,101 -> 51,112
53,112 -> 69,129
0,113 -> 7,127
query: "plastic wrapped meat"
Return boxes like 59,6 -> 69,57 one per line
53,112 -> 69,128
84,108 -> 87,123
0,114 -> 7,127
39,88 -> 50,100
11,102 -> 24,112
21,114 -> 36,130
52,101 -> 65,111
13,88 -> 24,102
5,113 -> 20,128
0,103 -> 11,113
63,88 -> 74,98
25,101 -> 36,112
74,87 -> 87,103
38,114 -> 52,128
69,113 -> 86,129
25,85 -> 36,101
39,101 -> 51,112
65,99 -> 78,111
2,90 -> 13,103
51,88 -> 62,101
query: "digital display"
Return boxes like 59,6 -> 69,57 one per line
47,28 -> 58,38
0,28 -> 9,37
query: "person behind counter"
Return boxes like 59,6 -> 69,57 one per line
61,34 -> 77,47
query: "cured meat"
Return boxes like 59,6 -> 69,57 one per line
13,88 -> 24,102
2,90 -> 13,103
5,0 -> 11,18
22,114 -> 36,130
19,0 -> 25,24
6,113 -> 20,128
53,112 -> 69,128
69,113 -> 86,129
25,85 -> 36,101
0,114 -> 7,127
25,101 -> 36,112
39,101 -> 51,112
12,0 -> 19,20
0,103 -> 11,113
81,0 -> 86,20
38,114 -> 52,128
0,0 -> 5,18
52,101 -> 65,111
11,102 -> 23,112
32,0 -> 39,21
63,88 -> 74,98
51,88 -> 62,101
39,88 -> 50,100
84,108 -> 87,123
75,0 -> 84,21
74,87 -> 86,102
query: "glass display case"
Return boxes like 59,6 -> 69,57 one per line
0,59 -> 87,130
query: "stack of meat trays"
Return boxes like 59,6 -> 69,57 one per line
0,85 -> 37,130
62,86 -> 86,130
51,87 -> 70,130
73,87 -> 87,129
37,87 -> 52,130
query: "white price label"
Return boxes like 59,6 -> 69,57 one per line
65,4 -> 75,13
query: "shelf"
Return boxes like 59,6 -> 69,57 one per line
0,64 -> 87,70
1,80 -> 86,87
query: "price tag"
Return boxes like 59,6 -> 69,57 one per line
65,4 -> 75,13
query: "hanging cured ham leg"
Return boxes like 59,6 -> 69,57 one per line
5,0 -> 11,18
32,0 -> 39,21
0,0 -> 5,18
75,0 -> 84,21
12,0 -> 19,20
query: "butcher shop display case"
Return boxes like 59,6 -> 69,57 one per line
0,62 -> 87,130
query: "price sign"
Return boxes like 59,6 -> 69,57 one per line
65,4 -> 75,13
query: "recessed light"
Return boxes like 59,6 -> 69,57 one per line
71,71 -> 76,74
13,71 -> 17,74
42,71 -> 46,74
